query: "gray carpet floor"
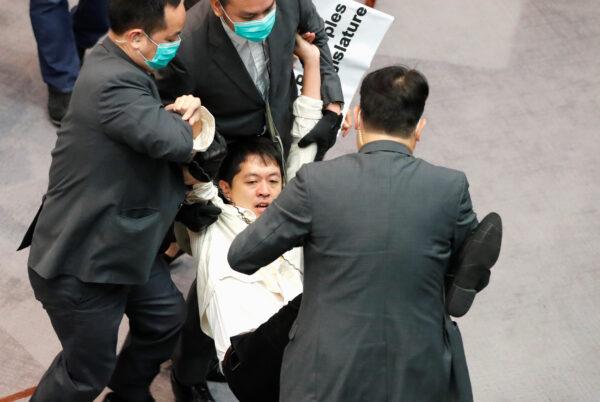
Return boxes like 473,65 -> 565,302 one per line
1,0 -> 600,401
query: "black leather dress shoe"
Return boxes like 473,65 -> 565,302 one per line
103,392 -> 155,402
171,371 -> 215,402
47,86 -> 71,127
445,212 -> 502,317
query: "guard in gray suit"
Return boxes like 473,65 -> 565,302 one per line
228,66 -> 478,402
19,1 -> 209,401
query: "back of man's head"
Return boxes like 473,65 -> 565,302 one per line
109,0 -> 182,35
359,66 -> 429,138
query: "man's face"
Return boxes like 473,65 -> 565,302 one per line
220,154 -> 283,217
212,0 -> 275,30
136,2 -> 186,68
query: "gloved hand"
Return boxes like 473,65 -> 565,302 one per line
187,132 -> 227,182
298,110 -> 343,161
175,202 -> 222,232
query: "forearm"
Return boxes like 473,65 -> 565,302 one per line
301,57 -> 321,101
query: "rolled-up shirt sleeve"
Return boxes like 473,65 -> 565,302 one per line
192,106 -> 216,152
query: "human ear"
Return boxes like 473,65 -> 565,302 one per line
353,106 -> 363,131
354,106 -> 365,149
124,29 -> 145,49
414,117 -> 426,142
210,0 -> 223,17
218,180 -> 232,201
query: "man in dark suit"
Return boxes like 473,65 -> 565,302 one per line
159,0 -> 344,159
228,66 -> 478,401
158,1 -> 343,400
20,0 -> 212,401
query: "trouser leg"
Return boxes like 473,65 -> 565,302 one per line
108,257 -> 186,401
224,294 -> 302,402
28,268 -> 127,402
171,278 -> 218,386
29,0 -> 79,91
71,0 -> 109,50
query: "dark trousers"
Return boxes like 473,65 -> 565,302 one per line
29,0 -> 109,92
223,295 -> 302,402
171,279 -> 218,386
28,257 -> 186,402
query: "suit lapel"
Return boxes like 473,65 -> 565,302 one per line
266,10 -> 286,101
208,14 -> 263,104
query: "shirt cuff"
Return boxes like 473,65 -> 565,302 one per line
293,95 -> 323,119
192,106 -> 216,152
186,181 -> 218,203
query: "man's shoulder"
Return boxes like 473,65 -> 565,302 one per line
412,158 -> 469,198
295,152 -> 362,183
83,45 -> 150,88
416,158 -> 466,181
299,152 -> 468,190
183,0 -> 213,40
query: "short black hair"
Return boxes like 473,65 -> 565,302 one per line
359,66 -> 429,138
109,0 -> 182,35
217,137 -> 283,185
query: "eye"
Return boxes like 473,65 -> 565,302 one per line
246,180 -> 257,185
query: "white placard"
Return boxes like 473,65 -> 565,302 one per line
294,0 -> 395,114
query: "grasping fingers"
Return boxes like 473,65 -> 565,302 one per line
341,112 -> 352,137
301,31 -> 316,43
181,97 -> 201,121
165,95 -> 202,123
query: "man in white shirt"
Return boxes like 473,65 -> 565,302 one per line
170,34 -> 323,402
160,1 -> 344,400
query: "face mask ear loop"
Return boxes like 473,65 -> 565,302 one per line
219,1 -> 234,25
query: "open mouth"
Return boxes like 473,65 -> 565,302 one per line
255,202 -> 270,212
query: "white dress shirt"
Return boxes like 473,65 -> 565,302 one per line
181,95 -> 322,364
221,19 -> 270,99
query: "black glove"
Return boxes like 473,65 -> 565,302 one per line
187,132 -> 227,182
175,202 -> 222,232
298,110 -> 343,161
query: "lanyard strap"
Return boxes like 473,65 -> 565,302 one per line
265,100 -> 287,182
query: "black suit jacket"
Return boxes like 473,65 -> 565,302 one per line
229,141 -> 478,401
25,38 -> 194,285
157,0 -> 343,154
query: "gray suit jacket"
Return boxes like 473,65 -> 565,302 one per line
228,141 -> 478,402
157,0 -> 343,154
26,38 -> 194,285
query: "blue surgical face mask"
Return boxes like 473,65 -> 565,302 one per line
140,32 -> 181,70
221,3 -> 276,42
